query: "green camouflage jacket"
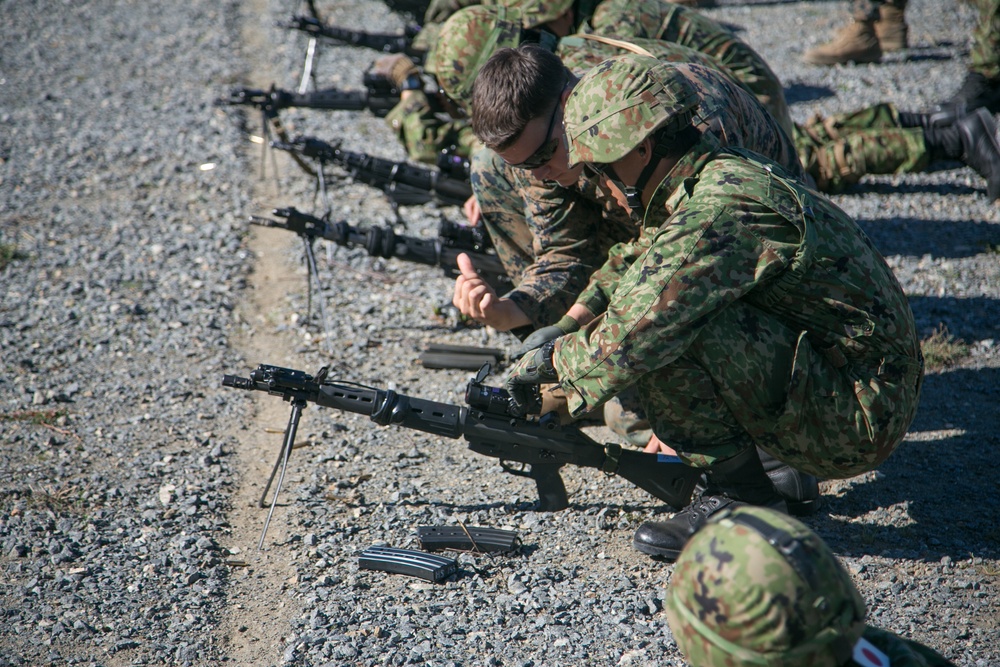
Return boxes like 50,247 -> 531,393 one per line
553,134 -> 921,475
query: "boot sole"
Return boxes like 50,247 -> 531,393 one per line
632,537 -> 683,561
787,497 -> 821,517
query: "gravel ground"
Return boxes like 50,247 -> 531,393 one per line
1,1 -> 998,666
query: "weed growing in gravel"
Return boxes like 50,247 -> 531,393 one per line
920,325 -> 970,372
0,408 -> 69,425
0,241 -> 22,270
27,484 -> 90,515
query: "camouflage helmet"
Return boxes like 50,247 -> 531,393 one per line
501,0 -> 574,29
664,506 -> 867,667
424,5 -> 524,107
564,54 -> 701,166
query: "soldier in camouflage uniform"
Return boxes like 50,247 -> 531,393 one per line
502,0 -> 794,137
666,506 -> 958,666
504,54 -> 923,559
795,102 -> 1000,199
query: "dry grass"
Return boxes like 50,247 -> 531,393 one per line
920,325 -> 970,372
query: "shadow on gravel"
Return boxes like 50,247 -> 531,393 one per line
857,217 -> 1000,258
723,0 -> 844,6
784,82 -> 836,105
909,295 -> 1000,342
811,365 -> 1000,561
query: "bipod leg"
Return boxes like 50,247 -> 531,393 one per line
303,236 -> 315,323
257,397 -> 307,550
312,162 -> 331,212
298,37 -> 319,94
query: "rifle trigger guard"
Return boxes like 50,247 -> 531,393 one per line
602,443 -> 622,476
499,460 -> 531,478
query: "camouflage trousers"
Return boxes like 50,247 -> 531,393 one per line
793,102 -> 927,193
852,0 -> 907,20
634,300 -> 923,479
967,0 -> 1000,79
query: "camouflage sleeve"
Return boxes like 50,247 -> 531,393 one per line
503,174 -> 609,327
384,92 -> 477,164
552,198 -> 791,416
574,238 -> 642,316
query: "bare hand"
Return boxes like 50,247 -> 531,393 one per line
463,195 -> 481,225
643,434 -> 678,456
451,253 -> 531,330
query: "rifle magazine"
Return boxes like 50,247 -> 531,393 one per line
416,526 -> 521,554
358,546 -> 458,583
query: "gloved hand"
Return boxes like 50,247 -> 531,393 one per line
371,54 -> 422,90
505,340 -> 558,417
513,315 -> 580,359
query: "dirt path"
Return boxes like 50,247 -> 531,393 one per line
212,2 -> 315,662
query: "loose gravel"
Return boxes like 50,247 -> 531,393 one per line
1,0 -> 998,666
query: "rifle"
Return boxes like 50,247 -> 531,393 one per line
249,206 -> 511,293
281,15 -> 426,63
272,135 -> 473,208
218,71 -> 403,118
222,363 -> 702,547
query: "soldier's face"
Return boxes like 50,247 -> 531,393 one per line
496,102 -> 585,187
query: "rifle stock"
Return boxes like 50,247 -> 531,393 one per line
271,136 -> 473,207
249,206 -> 512,292
222,364 -> 701,512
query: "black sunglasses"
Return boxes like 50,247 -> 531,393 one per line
584,162 -> 616,181
510,100 -> 562,170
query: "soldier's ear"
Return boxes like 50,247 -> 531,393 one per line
636,137 -> 653,163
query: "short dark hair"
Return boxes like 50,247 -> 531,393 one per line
471,45 -> 567,151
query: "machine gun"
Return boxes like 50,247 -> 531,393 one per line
272,135 -> 472,208
250,206 -> 510,293
222,363 -> 702,547
281,15 -> 426,63
218,71 -> 404,118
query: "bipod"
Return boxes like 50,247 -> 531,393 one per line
301,230 -> 335,356
257,395 -> 308,550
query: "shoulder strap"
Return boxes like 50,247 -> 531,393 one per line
575,32 -> 656,58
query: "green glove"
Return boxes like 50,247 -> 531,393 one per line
513,315 -> 580,360
505,341 -> 558,417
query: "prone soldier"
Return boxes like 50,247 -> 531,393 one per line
377,0 -> 796,167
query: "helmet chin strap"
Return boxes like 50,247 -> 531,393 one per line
620,140 -> 670,215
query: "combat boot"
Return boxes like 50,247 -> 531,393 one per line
956,108 -> 1000,202
633,447 -> 786,561
688,446 -> 821,516
942,71 -> 1000,117
759,448 -> 820,516
804,18 -> 881,66
874,3 -> 907,52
